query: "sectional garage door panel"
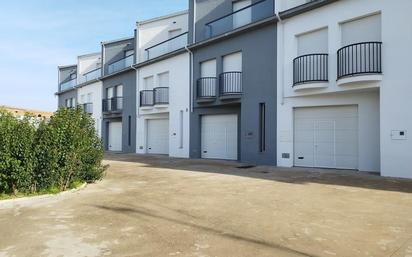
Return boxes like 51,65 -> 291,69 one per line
147,119 -> 169,155
108,122 -> 122,152
201,114 -> 238,160
294,106 -> 359,170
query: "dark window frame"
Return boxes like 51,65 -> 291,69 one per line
259,102 -> 266,152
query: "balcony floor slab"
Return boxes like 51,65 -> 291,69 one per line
337,74 -> 383,87
293,82 -> 329,91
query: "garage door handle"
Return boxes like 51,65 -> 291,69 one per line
203,151 -> 207,153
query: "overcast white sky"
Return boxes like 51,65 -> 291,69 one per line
0,0 -> 187,112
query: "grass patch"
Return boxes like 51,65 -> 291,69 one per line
0,182 -> 85,201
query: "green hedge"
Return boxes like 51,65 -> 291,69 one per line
0,107 -> 105,195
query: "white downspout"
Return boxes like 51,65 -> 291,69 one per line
193,0 -> 197,44
185,46 -> 194,113
277,14 -> 285,106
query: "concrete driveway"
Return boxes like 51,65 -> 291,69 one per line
1,154 -> 412,257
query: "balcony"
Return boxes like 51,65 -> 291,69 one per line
83,68 -> 101,82
78,103 -> 93,114
204,0 -> 273,40
60,78 -> 76,91
107,54 -> 134,75
140,90 -> 154,107
293,54 -> 328,90
337,42 -> 382,79
154,87 -> 169,105
139,87 -> 169,107
102,97 -> 123,113
219,72 -> 242,98
145,32 -> 188,60
197,77 -> 217,101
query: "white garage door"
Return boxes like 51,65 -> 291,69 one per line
294,106 -> 358,169
108,122 -> 122,152
147,119 -> 169,155
201,114 -> 238,160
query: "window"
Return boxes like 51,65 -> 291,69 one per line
297,28 -> 328,55
259,103 -> 266,152
87,93 -> 93,103
71,98 -> 76,107
179,110 -> 184,149
200,59 -> 217,77
233,0 -> 252,29
158,72 -> 170,88
341,14 -> 381,46
144,76 -> 154,90
65,97 -> 76,108
223,52 -> 242,72
128,116 -> 131,146
116,85 -> 123,97
107,87 -> 114,99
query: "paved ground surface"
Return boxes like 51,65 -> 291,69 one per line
1,154 -> 412,257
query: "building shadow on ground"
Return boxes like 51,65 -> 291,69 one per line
103,153 -> 412,194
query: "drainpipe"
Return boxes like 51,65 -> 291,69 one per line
185,46 -> 194,113
130,64 -> 139,118
276,13 -> 285,106
130,64 -> 139,153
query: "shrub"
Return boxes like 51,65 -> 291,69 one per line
0,110 -> 36,194
0,107 -> 105,195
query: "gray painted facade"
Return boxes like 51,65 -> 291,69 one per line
190,0 -> 274,43
57,89 -> 77,108
102,38 -> 135,75
101,70 -> 136,153
189,0 -> 278,165
57,65 -> 77,107
101,38 -> 136,154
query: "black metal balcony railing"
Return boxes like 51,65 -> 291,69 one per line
79,103 -> 93,114
140,90 -> 154,107
145,32 -> 188,60
205,0 -> 273,39
139,87 -> 169,107
154,87 -> 169,105
102,97 -> 123,113
337,42 -> 382,80
219,72 -> 242,96
293,54 -> 328,86
197,77 -> 217,98
107,54 -> 134,75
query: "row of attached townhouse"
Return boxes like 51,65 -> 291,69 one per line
56,0 -> 412,179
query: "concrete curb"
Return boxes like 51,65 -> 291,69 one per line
0,183 -> 88,206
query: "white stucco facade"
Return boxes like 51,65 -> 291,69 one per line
135,11 -> 190,158
77,53 -> 103,137
136,52 -> 190,158
136,11 -> 188,63
77,82 -> 103,137
77,53 -> 102,85
276,0 -> 412,178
